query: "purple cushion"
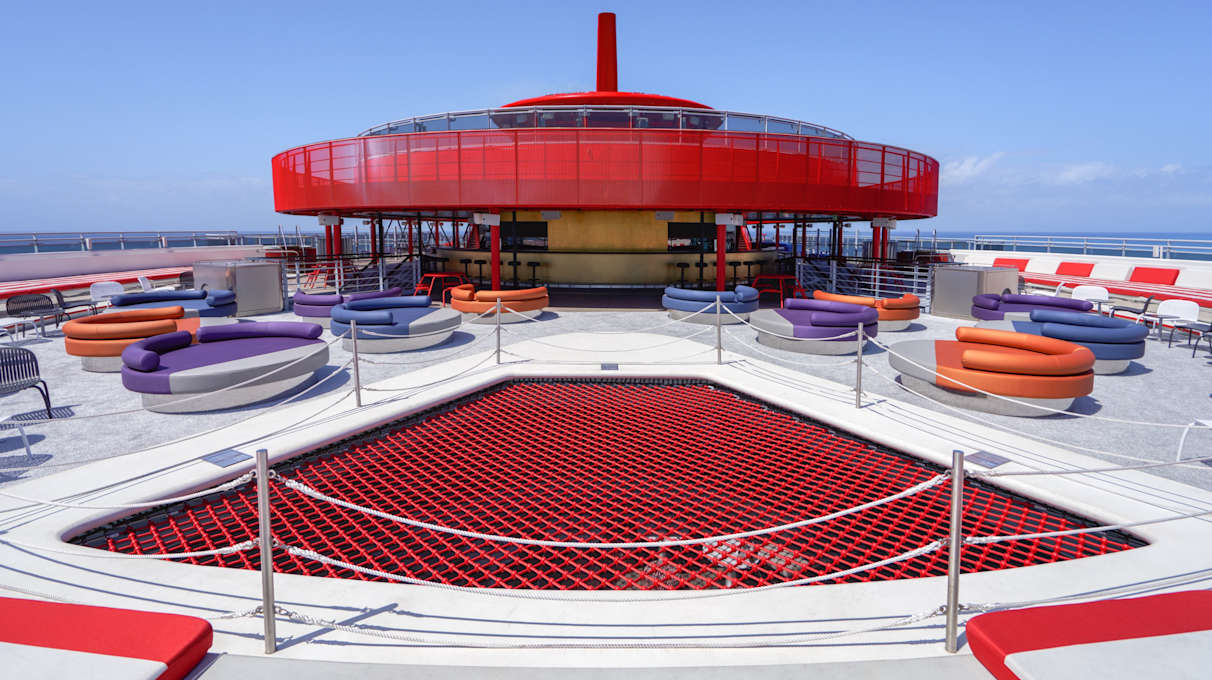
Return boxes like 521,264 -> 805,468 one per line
121,331 -> 193,371
197,322 -> 322,343
345,287 -> 404,302
779,299 -> 878,326
121,336 -> 322,394
293,291 -> 344,306
773,309 -> 878,339
972,294 -> 1001,310
1002,293 -> 1092,311
293,302 -> 334,318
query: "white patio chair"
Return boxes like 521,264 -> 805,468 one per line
138,276 -> 175,293
1158,299 -> 1202,349
89,281 -> 125,308
1071,285 -> 1110,314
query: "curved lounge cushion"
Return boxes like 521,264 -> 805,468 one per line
110,289 -> 237,317
812,291 -> 921,321
662,285 -> 759,314
449,285 -> 549,314
292,287 -> 404,318
331,296 -> 460,338
890,327 -> 1095,399
971,293 -> 1093,320
754,299 -> 878,339
979,309 -> 1147,360
121,322 -> 326,395
63,306 -> 200,357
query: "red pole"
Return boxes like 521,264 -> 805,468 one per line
596,12 -> 618,92
323,224 -> 332,257
490,222 -> 502,290
333,223 -> 342,257
715,222 -> 727,291
407,219 -> 414,254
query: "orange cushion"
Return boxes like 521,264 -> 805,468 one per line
813,290 -> 876,307
934,342 -> 1093,399
474,286 -> 549,302
875,293 -> 920,310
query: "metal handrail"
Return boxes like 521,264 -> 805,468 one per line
358,104 -> 853,140
969,234 -> 1212,259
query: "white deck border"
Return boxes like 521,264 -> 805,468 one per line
2,331 -> 1211,669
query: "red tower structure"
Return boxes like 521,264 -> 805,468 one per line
272,13 -> 938,289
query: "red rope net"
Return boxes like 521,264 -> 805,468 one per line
76,380 -> 1140,589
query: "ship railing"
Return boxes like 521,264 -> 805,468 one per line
796,256 -> 936,309
0,229 -> 323,254
969,233 -> 1212,260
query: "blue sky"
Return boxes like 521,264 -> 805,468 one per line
2,0 -> 1209,234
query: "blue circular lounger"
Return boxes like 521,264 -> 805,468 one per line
747,299 -> 878,354
109,289 -> 237,323
976,308 -> 1147,374
120,322 -> 329,413
330,296 -> 461,353
661,285 -> 759,324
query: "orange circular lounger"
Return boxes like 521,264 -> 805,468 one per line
813,291 -> 921,331
448,284 -> 549,323
888,327 -> 1095,416
63,307 -> 200,372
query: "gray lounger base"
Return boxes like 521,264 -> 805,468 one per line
898,374 -> 1075,417
342,331 -> 454,353
297,316 -> 332,328
756,330 -> 859,355
880,319 -> 912,332
1094,358 -> 1131,375
467,309 -> 542,324
668,309 -> 747,324
141,372 -> 319,414
81,355 -> 125,373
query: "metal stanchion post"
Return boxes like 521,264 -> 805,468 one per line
255,448 -> 277,654
495,298 -> 502,364
350,319 -> 362,408
854,321 -> 864,408
945,448 -> 965,653
829,259 -> 838,292
715,296 -> 722,365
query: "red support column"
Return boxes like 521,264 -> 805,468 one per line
716,222 -> 727,291
333,223 -> 342,256
407,219 -> 414,255
323,224 -> 333,257
490,222 -> 502,290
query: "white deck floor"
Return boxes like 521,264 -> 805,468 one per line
2,306 -> 1209,490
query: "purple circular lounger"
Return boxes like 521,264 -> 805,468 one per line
292,287 -> 403,326
971,293 -> 1093,321
747,299 -> 879,354
120,321 -> 329,413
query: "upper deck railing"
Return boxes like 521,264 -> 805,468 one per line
358,105 -> 853,140
968,234 -> 1212,261
0,230 -> 322,255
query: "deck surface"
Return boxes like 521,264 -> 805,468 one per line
2,306 -> 1209,491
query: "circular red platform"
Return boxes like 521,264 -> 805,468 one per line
79,380 -> 1138,590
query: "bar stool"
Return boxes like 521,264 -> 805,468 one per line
676,262 -> 690,287
434,256 -> 449,272
507,260 -> 521,288
743,261 -> 758,283
459,258 -> 472,278
728,261 -> 741,287
473,259 -> 487,286
695,261 -> 708,289
527,261 -> 542,287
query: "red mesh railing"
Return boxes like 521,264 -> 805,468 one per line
272,129 -> 939,219
76,380 -> 1139,589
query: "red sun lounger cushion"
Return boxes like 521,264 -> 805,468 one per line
0,598 -> 212,680
1054,261 -> 1094,277
967,590 -> 1212,680
993,258 -> 1030,272
1128,266 -> 1180,285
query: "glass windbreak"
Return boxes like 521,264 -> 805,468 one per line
668,222 -> 714,251
501,221 -> 548,250
362,107 -> 849,139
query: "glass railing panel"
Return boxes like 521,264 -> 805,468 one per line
767,118 -> 797,134
584,107 -> 631,128
538,110 -> 582,127
490,109 -> 536,128
725,113 -> 764,132
682,110 -> 724,130
450,112 -> 492,130
630,109 -> 680,128
413,115 -> 449,132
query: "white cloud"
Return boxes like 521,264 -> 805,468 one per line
1050,161 -> 1115,185
1159,163 -> 1183,175
941,152 -> 1005,185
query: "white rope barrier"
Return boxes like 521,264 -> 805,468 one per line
284,539 -> 945,603
360,352 -> 501,393
965,506 -> 1212,545
722,306 -> 863,343
1,536 -> 260,560
269,602 -> 944,648
0,471 -> 254,512
724,327 -> 858,367
499,325 -> 713,353
356,330 -> 497,365
867,335 -> 1212,430
276,473 -> 947,549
